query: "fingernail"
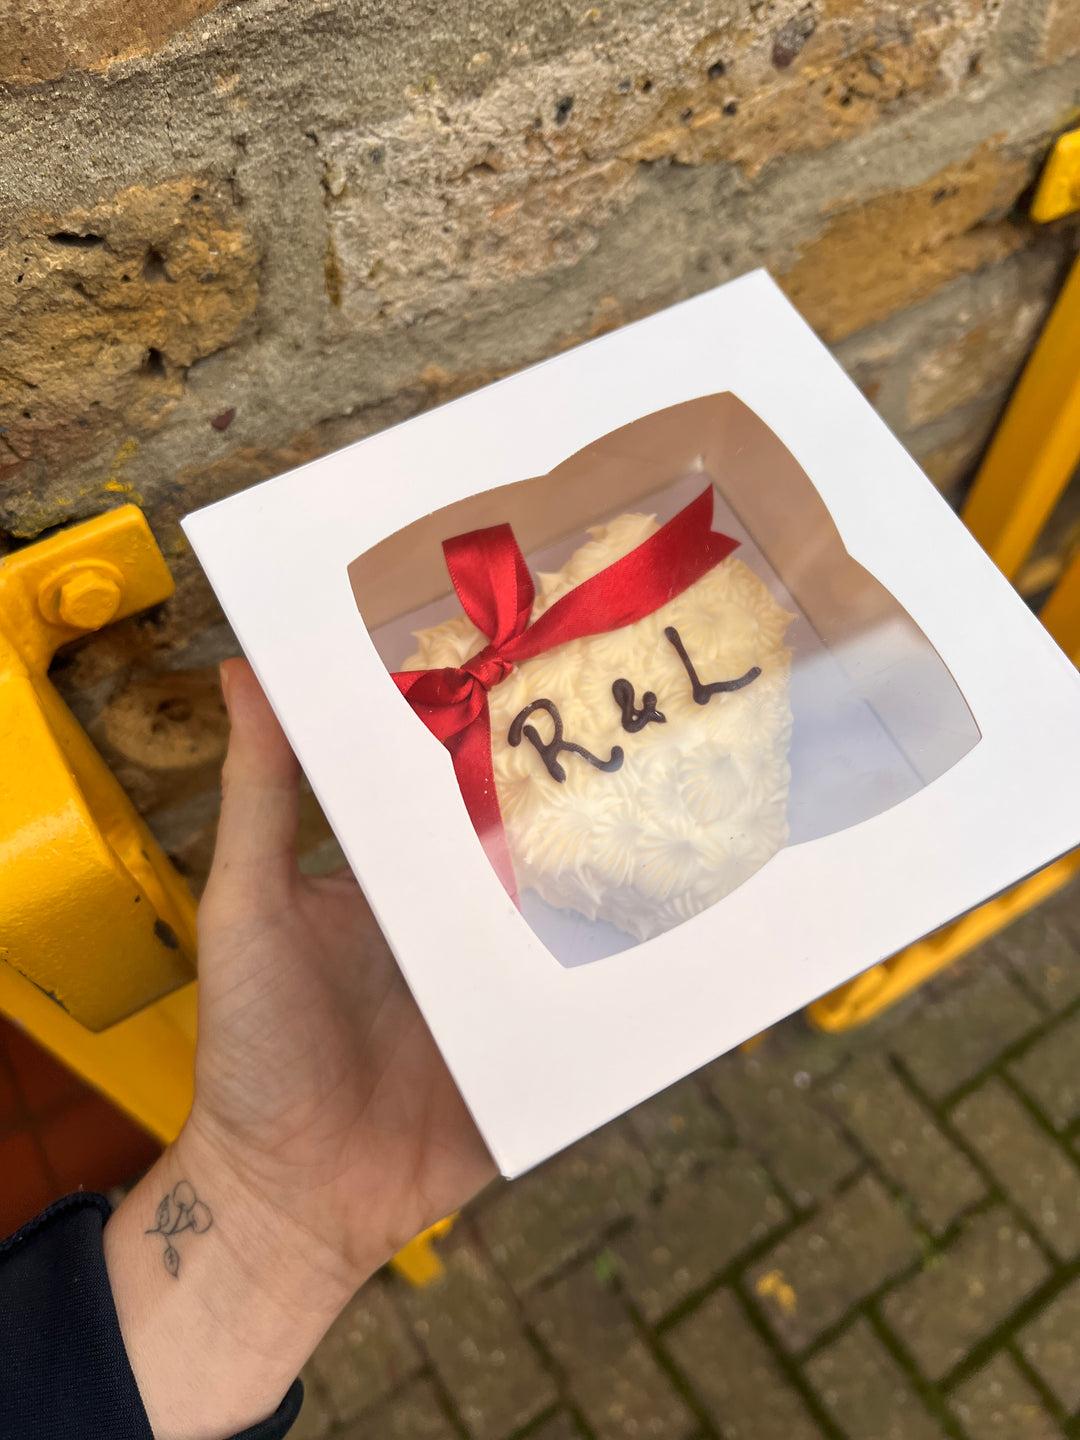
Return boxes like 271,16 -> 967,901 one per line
219,661 -> 232,714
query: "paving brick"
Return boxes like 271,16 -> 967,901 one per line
949,1352 -> 1064,1440
308,1276 -> 420,1424
614,1148 -> 788,1321
747,1175 -> 920,1351
527,1269 -> 693,1440
1009,1011 -> 1080,1130
526,1413 -> 586,1440
628,1075 -> 733,1184
476,1121 -> 652,1291
665,1289 -> 823,1440
402,1236 -> 556,1440
826,1054 -> 985,1233
336,1378 -> 459,1440
705,1051 -> 860,1208
722,1015 -> 857,1085
1042,878 -> 1080,932
804,1316 -> 948,1440
990,904 -> 1080,1013
951,1078 -> 1080,1260
881,1208 -> 1051,1382
889,963 -> 1042,1099
290,1366 -> 334,1440
1018,1277 -> 1080,1414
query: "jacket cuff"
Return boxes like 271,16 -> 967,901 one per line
0,1192 -> 302,1440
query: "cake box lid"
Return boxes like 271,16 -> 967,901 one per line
183,270 -> 1080,1177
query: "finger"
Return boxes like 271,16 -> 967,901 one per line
211,658 -> 301,878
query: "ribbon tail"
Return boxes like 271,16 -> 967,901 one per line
505,486 -> 739,662
447,707 -> 520,907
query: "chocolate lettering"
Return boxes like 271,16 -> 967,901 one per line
664,626 -> 761,703
508,699 -> 624,783
611,678 -> 666,733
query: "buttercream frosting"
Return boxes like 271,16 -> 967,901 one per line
405,509 -> 793,941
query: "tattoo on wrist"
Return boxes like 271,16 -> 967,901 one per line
145,1180 -> 213,1277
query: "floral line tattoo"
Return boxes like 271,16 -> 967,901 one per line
145,1180 -> 213,1277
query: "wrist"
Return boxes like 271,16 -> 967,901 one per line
178,1108 -> 380,1299
104,1121 -> 362,1440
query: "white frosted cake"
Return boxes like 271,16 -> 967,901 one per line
405,511 -> 794,940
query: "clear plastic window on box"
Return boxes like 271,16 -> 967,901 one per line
349,393 -> 979,968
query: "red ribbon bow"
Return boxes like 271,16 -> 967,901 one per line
392,487 -> 738,902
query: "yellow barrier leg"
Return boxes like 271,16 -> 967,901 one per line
808,850 -> 1080,1031
1,959 -> 462,1287
809,139 -> 1080,1033
388,1215 -> 458,1286
0,964 -> 197,1144
1041,546 -> 1080,666
961,253 -> 1080,579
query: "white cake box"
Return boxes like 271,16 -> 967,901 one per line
183,270 -> 1080,1178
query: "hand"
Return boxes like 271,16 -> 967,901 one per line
105,659 -> 495,1439
191,656 -> 495,1273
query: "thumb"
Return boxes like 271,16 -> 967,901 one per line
209,658 -> 301,885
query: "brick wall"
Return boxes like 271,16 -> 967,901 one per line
1,0 -> 1077,880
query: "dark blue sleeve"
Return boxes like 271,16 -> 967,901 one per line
0,1193 -> 303,1440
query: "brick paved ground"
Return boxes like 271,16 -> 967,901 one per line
292,877 -> 1080,1440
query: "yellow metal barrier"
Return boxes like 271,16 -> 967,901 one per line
809,131 -> 1080,1031
0,507 -> 197,1030
0,508 -> 454,1279
387,1214 -> 458,1286
0,505 -> 200,1134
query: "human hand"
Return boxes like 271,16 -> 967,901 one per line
190,656 -> 495,1274
105,659 -> 494,1439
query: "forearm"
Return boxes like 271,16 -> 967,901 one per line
103,1122 -> 366,1440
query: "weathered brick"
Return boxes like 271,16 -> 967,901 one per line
336,1378 -> 459,1440
776,144 -> 1030,343
890,963 -> 1042,1098
402,1236 -> 556,1440
949,1352 -> 1064,1440
627,1075 -> 732,1183
99,667 -> 229,798
705,1052 -> 860,1208
990,902 -> 1080,1013
0,179 -> 258,478
0,1 -> 225,85
308,1277 -> 420,1424
614,1149 -> 788,1321
904,288 -> 1049,427
826,1054 -> 985,1233
1043,0 -> 1080,62
665,1289 -> 823,1440
804,1316 -> 948,1440
1009,1011 -> 1080,1130
881,1209 -> 1050,1382
620,2 -> 986,179
527,1269 -> 694,1440
951,1078 -> 1080,1260
910,398 -> 1002,495
475,1121 -> 652,1291
319,0 -> 994,338
747,1175 -> 919,1351
1019,1277 -> 1080,1414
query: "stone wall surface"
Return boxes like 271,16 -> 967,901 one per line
1,0 -> 1078,879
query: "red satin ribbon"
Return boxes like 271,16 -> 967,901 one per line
392,487 -> 739,902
